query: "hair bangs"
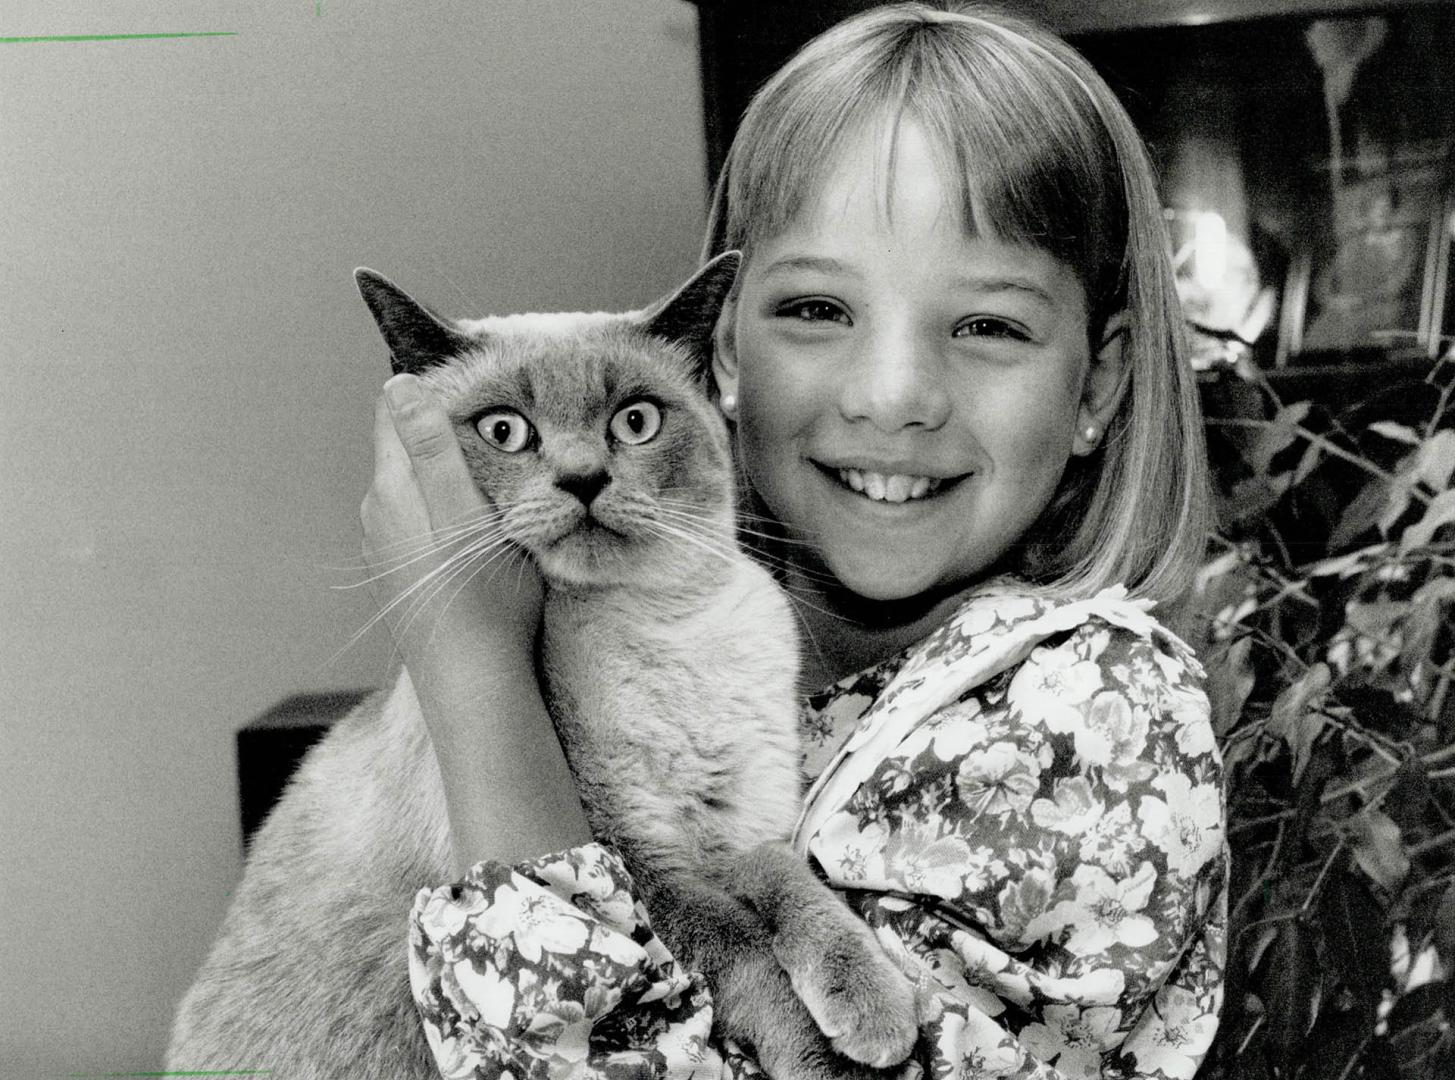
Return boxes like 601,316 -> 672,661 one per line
716,9 -> 1129,337
904,26 -> 1129,336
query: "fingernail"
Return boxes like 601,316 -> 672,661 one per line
384,374 -> 420,414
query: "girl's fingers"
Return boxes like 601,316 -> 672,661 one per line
372,384 -> 412,480
363,391 -> 430,560
383,373 -> 488,528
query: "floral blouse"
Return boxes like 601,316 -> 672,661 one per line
408,585 -> 1228,1079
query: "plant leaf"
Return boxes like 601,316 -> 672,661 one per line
1342,600 -> 1408,637
1267,663 -> 1332,782
1432,879 -> 1455,964
1399,488 -> 1455,554
1377,480 -> 1414,537
1368,421 -> 1421,445
1298,998 -> 1378,1080
1244,402 -> 1312,475
1413,575 -> 1455,607
1384,760 -> 1433,832
1329,478 -> 1390,549
1261,919 -> 1321,1071
1305,543 -> 1388,579
1337,684 -> 1426,741
1414,429 -> 1455,492
1346,806 -> 1410,892
1383,981 -> 1446,1037
1226,471 -> 1293,526
1207,635 -> 1257,737
1319,871 -> 1390,994
1293,438 -> 1323,486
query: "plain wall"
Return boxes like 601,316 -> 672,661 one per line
0,1 -> 707,1073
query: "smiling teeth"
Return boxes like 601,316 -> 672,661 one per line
838,468 -> 941,502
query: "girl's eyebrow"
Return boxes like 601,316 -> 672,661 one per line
760,257 -> 1058,308
760,254 -> 859,279
949,274 -> 1055,306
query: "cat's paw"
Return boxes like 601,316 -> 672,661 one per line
713,949 -> 908,1080
780,929 -> 918,1069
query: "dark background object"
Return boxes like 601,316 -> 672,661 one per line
236,689 -> 371,849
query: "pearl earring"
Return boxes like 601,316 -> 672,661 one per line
1082,424 -> 1100,445
719,393 -> 737,418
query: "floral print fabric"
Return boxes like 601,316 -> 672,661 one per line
410,585 -> 1228,1079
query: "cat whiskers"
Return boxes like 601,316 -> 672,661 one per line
652,500 -> 842,590
653,496 -> 826,557
382,528 -> 526,647
398,535 -> 525,649
326,517 -> 519,664
636,516 -> 743,574
647,504 -> 855,630
326,506 -> 511,587
647,506 -> 851,684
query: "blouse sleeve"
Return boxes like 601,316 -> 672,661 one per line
805,619 -> 1228,1080
408,843 -> 742,1080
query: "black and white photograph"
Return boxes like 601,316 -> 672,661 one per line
4,2 -> 1453,1078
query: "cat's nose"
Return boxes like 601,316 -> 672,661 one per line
555,469 -> 610,507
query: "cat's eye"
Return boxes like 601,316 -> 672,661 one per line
609,400 -> 661,445
475,409 -> 534,453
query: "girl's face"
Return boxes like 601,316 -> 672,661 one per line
715,121 -> 1123,605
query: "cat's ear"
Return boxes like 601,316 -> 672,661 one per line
354,269 -> 473,375
639,251 -> 742,372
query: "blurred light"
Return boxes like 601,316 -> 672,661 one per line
1193,210 -> 1227,289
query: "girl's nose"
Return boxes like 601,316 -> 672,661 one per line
838,326 -> 951,432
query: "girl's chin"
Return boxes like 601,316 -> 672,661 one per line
814,560 -> 977,624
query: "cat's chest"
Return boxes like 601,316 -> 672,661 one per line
539,561 -> 802,836
543,565 -> 795,719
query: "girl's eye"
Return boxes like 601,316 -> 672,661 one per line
475,409 -> 534,452
953,317 -> 1030,341
778,299 -> 851,325
609,399 -> 661,445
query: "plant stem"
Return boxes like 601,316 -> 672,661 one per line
1301,839 -> 1346,913
1207,417 -> 1432,507
1236,1014 -> 1265,1057
1427,659 -> 1455,723
1296,426 -> 1432,507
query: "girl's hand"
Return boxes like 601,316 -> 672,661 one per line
363,374 -> 543,677
364,374 -> 589,872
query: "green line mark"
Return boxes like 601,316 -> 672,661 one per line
0,32 -> 237,44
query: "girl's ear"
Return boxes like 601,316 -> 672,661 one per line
1073,313 -> 1130,456
710,290 -> 741,405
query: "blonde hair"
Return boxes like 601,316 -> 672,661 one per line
703,1 -> 1210,606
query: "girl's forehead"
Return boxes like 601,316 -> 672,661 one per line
757,114 -> 992,248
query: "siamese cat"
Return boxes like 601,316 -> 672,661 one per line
165,254 -> 917,1080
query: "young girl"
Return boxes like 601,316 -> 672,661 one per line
367,4 -> 1226,1077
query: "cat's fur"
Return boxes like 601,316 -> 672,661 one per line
165,255 -> 916,1080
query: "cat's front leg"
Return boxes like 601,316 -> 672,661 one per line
644,875 -> 907,1080
727,842 -> 920,1070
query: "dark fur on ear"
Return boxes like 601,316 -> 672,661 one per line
639,251 -> 741,377
354,269 -> 474,375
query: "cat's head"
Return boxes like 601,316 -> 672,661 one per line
355,253 -> 742,591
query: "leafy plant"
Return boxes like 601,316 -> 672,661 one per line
1188,350 -> 1455,1080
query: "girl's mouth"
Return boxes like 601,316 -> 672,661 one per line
818,464 -> 965,504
